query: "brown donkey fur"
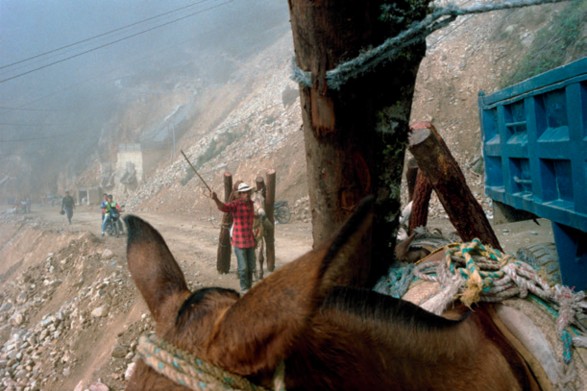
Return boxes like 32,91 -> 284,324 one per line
124,197 -> 538,391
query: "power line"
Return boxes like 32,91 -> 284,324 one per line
0,0 -> 234,85
2,0 -> 288,111
0,0 -> 217,71
0,131 -> 94,143
0,123 -> 61,127
0,106 -> 59,112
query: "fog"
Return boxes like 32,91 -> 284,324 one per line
0,0 -> 290,201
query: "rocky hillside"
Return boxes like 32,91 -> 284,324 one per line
121,1 -> 581,222
412,1 -> 576,205
0,223 -> 136,391
123,32 -> 309,219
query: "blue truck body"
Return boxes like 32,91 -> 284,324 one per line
478,57 -> 587,290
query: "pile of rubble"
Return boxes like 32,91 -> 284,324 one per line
0,233 -> 145,391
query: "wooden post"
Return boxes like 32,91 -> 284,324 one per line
265,169 -> 276,271
408,170 -> 433,233
405,152 -> 434,233
406,156 -> 419,202
408,122 -> 502,251
216,172 -> 233,273
255,176 -> 266,198
254,176 -> 268,274
288,1 -> 428,287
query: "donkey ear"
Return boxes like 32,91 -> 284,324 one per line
125,215 -> 190,326
206,196 -> 375,376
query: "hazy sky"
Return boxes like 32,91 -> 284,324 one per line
0,0 -> 288,109
0,0 -> 290,194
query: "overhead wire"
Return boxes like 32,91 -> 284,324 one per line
0,130 -> 93,143
0,0 -> 234,84
0,105 -> 59,112
0,0 -> 236,124
0,0 -> 286,141
0,0 -> 219,71
0,122 -> 61,127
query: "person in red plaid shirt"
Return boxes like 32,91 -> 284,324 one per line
212,182 -> 256,293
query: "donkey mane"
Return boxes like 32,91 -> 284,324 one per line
323,286 -> 462,330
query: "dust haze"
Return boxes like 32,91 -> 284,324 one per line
0,0 -> 290,202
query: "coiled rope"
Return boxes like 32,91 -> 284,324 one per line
405,239 -> 587,363
136,333 -> 286,391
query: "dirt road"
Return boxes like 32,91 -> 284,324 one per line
6,202 -> 555,286
0,203 -> 555,390
30,204 -> 314,288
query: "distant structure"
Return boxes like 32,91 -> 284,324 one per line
117,144 -> 144,192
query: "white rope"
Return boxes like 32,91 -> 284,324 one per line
292,0 -> 571,90
407,240 -> 587,365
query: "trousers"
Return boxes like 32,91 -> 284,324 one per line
234,247 -> 256,291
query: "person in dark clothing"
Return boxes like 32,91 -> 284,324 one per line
61,191 -> 75,224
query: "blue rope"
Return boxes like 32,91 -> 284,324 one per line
373,263 -> 415,298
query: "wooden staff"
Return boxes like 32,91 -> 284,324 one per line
180,150 -> 212,194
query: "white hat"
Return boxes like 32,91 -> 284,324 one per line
237,183 -> 252,192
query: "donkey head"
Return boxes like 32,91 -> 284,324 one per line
124,197 -> 374,390
252,190 -> 266,217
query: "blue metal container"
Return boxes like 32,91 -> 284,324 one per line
478,57 -> 587,290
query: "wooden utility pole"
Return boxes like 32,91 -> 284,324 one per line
408,122 -> 502,250
216,172 -> 233,273
288,1 -> 429,286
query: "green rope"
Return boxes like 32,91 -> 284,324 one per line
444,239 -> 512,304
561,329 -> 573,364
136,333 -> 286,391
409,239 -> 586,365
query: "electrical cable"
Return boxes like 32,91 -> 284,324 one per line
0,0 -> 233,84
0,0 -> 218,71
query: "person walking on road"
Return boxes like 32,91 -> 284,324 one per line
211,182 -> 256,294
61,191 -> 75,224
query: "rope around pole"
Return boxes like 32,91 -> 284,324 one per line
291,0 -> 571,90
136,333 -> 286,391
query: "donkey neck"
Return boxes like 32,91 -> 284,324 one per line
287,287 -> 523,391
321,287 -> 475,360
